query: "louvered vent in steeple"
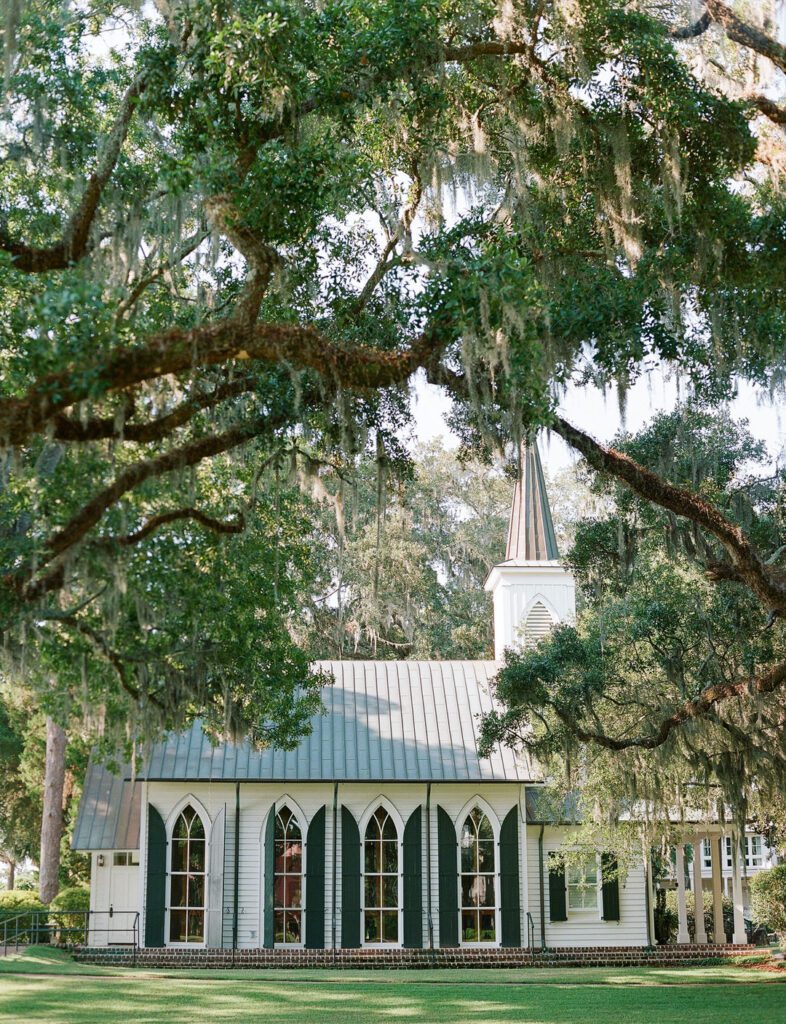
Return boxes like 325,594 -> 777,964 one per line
522,601 -> 554,647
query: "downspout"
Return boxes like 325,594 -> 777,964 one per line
232,782 -> 240,956
538,824 -> 546,949
643,841 -> 654,947
331,781 -> 339,952
426,782 -> 433,950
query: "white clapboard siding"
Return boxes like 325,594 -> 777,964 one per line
525,825 -> 649,947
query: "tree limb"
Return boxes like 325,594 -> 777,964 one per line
746,94 -> 786,125
50,375 -> 256,443
672,3 -> 786,75
552,416 -> 786,616
671,12 -> 712,40
563,660 -> 786,751
108,507 -> 245,547
0,319 -> 444,447
0,74 -> 147,273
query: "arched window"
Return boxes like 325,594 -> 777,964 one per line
460,807 -> 496,943
169,805 -> 206,943
363,806 -> 399,944
274,806 -> 303,944
523,600 -> 554,647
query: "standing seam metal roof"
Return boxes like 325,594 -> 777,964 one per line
140,661 -> 533,783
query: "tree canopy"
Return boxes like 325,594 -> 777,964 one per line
1,0 -> 786,764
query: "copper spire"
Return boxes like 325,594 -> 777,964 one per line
505,439 -> 559,561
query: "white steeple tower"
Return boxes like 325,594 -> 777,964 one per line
485,438 -> 576,661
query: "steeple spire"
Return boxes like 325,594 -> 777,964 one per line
505,440 -> 559,562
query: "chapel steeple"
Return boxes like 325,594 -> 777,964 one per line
505,441 -> 560,562
485,437 -> 575,661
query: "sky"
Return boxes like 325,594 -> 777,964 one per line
409,368 -> 786,473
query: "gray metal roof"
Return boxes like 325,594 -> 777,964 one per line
73,660 -> 534,848
72,761 -> 141,851
143,661 -> 533,783
506,440 -> 559,561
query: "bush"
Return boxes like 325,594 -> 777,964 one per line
49,885 -> 90,945
0,890 -> 47,943
664,889 -> 734,943
750,865 -> 786,946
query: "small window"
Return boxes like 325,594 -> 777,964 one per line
129,851 -> 140,865
113,851 -> 139,866
567,858 -> 598,911
747,836 -> 764,869
113,852 -> 128,866
702,839 -> 712,870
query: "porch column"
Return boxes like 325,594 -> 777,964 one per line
692,836 -> 707,944
675,844 -> 690,943
711,834 -> 724,944
731,834 -> 747,945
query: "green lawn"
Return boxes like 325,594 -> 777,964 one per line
0,948 -> 784,1024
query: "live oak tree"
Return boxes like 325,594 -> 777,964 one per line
2,0 -> 786,778
480,409 -> 786,838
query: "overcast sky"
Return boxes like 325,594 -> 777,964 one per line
409,368 -> 786,472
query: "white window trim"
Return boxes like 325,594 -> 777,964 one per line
455,796 -> 502,948
265,797 -> 309,949
164,796 -> 211,949
566,854 -> 601,917
359,798 -> 405,949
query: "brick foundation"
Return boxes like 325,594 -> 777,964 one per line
74,943 -> 761,970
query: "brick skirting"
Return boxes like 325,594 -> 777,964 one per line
74,944 -> 760,970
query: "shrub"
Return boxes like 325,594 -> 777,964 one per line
750,865 -> 786,946
0,890 -> 47,943
49,885 -> 90,945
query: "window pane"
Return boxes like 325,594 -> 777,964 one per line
479,876 -> 495,907
382,875 -> 397,907
189,816 -> 205,840
462,875 -> 480,907
460,841 -> 476,873
284,911 -> 302,944
286,841 -> 302,874
364,911 -> 381,943
479,911 -> 495,941
169,909 -> 187,943
188,874 -> 205,908
274,910 -> 286,944
382,815 -> 397,841
187,910 -> 204,942
274,875 -> 286,907
477,841 -> 495,872
365,874 -> 381,908
171,839 -> 188,872
285,876 -> 302,909
365,841 -> 380,873
274,840 -> 287,873
382,841 -> 398,873
461,910 -> 478,942
189,839 -> 205,872
382,911 -> 398,942
477,816 -> 493,842
170,874 -> 187,908
173,815 -> 189,840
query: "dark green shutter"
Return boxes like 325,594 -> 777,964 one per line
499,807 -> 521,946
403,806 -> 423,948
341,806 -> 361,948
437,805 -> 458,947
305,806 -> 326,948
263,806 -> 275,948
601,854 -> 620,921
548,854 -> 567,922
145,804 -> 166,947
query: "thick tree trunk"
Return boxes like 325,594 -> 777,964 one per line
4,859 -> 15,890
39,717 -> 66,904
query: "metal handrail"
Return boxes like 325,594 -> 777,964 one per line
1,909 -> 139,964
526,911 -> 542,951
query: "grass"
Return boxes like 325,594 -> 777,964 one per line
0,947 -> 784,1024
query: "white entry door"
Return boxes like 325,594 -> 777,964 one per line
107,852 -> 140,944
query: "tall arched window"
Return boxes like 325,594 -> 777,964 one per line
274,806 -> 303,944
460,807 -> 496,943
363,807 -> 399,944
169,805 -> 206,943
